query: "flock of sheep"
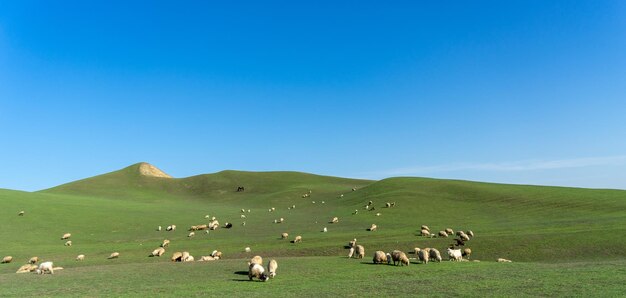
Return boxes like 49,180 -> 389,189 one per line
4,187 -> 512,280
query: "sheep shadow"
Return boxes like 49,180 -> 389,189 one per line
233,270 -> 248,276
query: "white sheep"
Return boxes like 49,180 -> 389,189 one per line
293,235 -> 302,243
248,263 -> 269,281
76,254 -> 85,261
181,251 -> 190,261
438,230 -> 448,237
29,257 -> 39,264
268,259 -> 278,278
429,248 -> 442,262
322,227 -> 328,233
467,230 -> 474,238
348,247 -> 355,258
161,239 -> 170,248
445,228 -> 454,235
18,211 -> 25,216
108,252 -> 120,259
249,255 -> 263,266
447,248 -> 462,261
61,233 -> 71,240
349,238 -> 357,248
372,251 -> 387,264
183,255 -> 194,262
188,232 -> 195,237
157,226 -> 162,231
331,217 -> 339,223
199,256 -> 216,261
1,256 -> 13,263
369,224 -> 377,231
497,258 -> 512,263
64,240 -> 72,247
418,249 -> 430,264
16,264 -> 37,273
150,247 -> 165,257
36,261 -> 54,274
281,232 -> 289,239
356,245 -> 365,259
245,247 -> 251,253
420,229 -> 431,237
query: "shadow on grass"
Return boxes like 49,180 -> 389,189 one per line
234,271 -> 248,276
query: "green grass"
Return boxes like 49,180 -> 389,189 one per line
1,163 -> 625,296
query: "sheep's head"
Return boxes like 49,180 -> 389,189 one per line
260,273 -> 269,281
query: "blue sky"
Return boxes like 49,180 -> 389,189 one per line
1,1 -> 625,191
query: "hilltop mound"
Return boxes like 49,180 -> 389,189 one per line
137,162 -> 171,178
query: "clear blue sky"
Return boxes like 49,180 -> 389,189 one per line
1,1 -> 625,191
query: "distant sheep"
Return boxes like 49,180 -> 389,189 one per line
497,258 -> 512,263
281,232 -> 289,239
330,217 -> 339,223
438,230 -> 448,237
249,255 -> 263,266
248,263 -> 269,281
429,248 -> 442,262
418,249 -> 430,264
61,233 -> 71,240
161,239 -> 170,248
188,232 -> 195,237
420,229 -> 431,237
447,248 -> 462,261
183,255 -> 194,262
369,224 -> 377,231
64,240 -> 72,247
150,247 -> 165,257
108,252 -> 120,259
293,236 -> 302,243
29,257 -> 39,264
166,225 -> 176,231
459,232 -> 470,241
466,230 -> 474,238
445,228 -> 454,235
391,250 -> 409,266
421,225 -> 430,231
18,211 -> 25,216
224,223 -> 233,228
414,247 -> 421,256
181,252 -> 190,262
373,251 -> 387,264
157,226 -> 162,231
199,256 -> 216,261
36,261 -> 54,274
1,256 -> 13,264
356,245 -> 365,259
268,259 -> 278,278
76,254 -> 85,261
322,227 -> 327,233
245,247 -> 251,253
211,250 -> 223,259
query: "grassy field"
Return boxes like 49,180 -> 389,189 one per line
1,163 -> 625,296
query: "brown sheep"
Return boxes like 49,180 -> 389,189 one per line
356,245 -> 365,259
445,228 -> 454,235
293,235 -> 302,243
1,256 -> 13,264
281,232 -> 289,239
373,251 -> 387,264
171,252 -> 183,262
249,255 -> 263,266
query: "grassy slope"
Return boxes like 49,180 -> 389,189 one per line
1,164 -> 625,296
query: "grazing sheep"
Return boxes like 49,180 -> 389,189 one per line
353,210 -> 358,215
330,217 -> 339,223
373,251 -> 387,264
108,252 -> 120,259
241,214 -> 246,219
466,230 -> 474,238
352,187 -> 357,191
1,256 -> 13,264
245,247 -> 251,253
356,245 -> 365,259
249,255 -> 263,266
157,226 -> 162,231
398,252 -> 410,266
211,250 -> 223,259
242,222 -> 246,226
445,228 -> 454,235
414,247 -> 421,256
391,250 -> 409,266
64,240 -> 72,247
376,213 -> 381,216
322,227 -> 328,233
293,236 -> 302,243
150,247 -> 165,257
181,252 -> 190,262
166,225 -> 176,231
497,258 -> 512,263
462,248 -> 472,260
437,230 -> 448,238
183,255 -> 194,262
349,238 -> 357,248
199,256 -> 216,261
224,223 -> 233,228
16,264 -> 38,273
76,254 -> 85,261
418,249 -> 430,264
268,259 -> 278,278
188,232 -> 195,237
36,261 -> 54,274
29,257 -> 39,264
459,233 -> 470,242
385,202 -> 391,208
429,248 -> 443,262
161,239 -> 170,248
189,225 -> 198,231
248,263 -> 269,281
420,229 -> 431,237
281,232 -> 289,239
241,209 -> 246,213
348,247 -> 355,258
171,252 -> 183,262
18,211 -> 25,216
369,224 -> 377,231
421,225 -> 430,231
61,233 -> 71,240
447,248 -> 462,261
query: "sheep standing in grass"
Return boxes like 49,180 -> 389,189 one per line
108,252 -> 120,259
249,256 -> 263,266
188,232 -> 195,237
438,231 -> 448,238
418,249 -> 430,264
429,248 -> 442,262
322,227 -> 327,233
64,241 -> 72,247
245,247 -> 251,253
331,217 -> 339,224
447,248 -> 462,261
458,232 -> 470,242
268,259 -> 278,278
183,255 -> 194,262
421,225 -> 430,232
182,252 -> 190,261
248,263 -> 269,281
445,228 -> 454,235
420,229 -> 431,237
61,233 -> 71,240
18,211 -> 25,216
369,224 -> 377,231
150,247 -> 165,257
466,230 -> 474,238
199,256 -> 216,261
293,236 -> 302,243
373,251 -> 387,264
161,239 -> 170,248
29,257 -> 39,264
36,261 -> 54,274
1,256 -> 13,264
171,252 -> 183,262
157,226 -> 162,231
76,254 -> 85,261
391,250 -> 409,266
356,245 -> 365,259
211,250 -> 223,259
462,248 -> 472,260
281,232 -> 289,239
414,247 -> 421,256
